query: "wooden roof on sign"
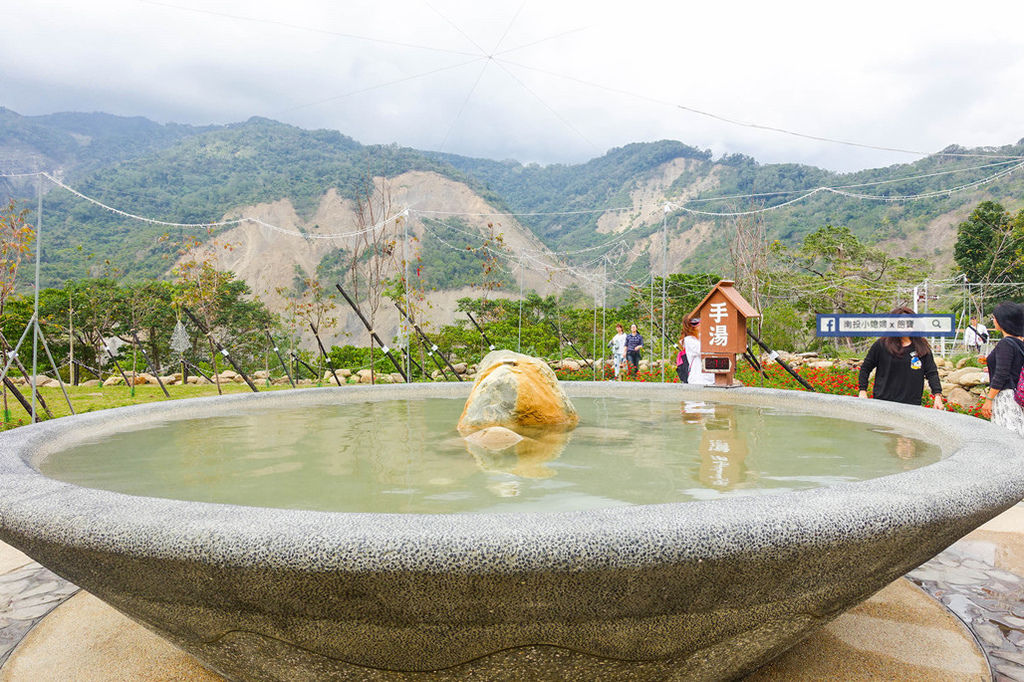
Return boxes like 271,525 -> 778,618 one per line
688,280 -> 761,320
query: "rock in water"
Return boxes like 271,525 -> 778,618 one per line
458,350 -> 579,435
463,426 -> 525,450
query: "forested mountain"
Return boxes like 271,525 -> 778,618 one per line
2,107 -> 1023,292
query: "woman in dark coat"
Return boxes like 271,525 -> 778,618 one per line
980,302 -> 1024,436
858,307 -> 944,409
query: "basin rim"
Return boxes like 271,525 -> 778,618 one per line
0,382 -> 1021,573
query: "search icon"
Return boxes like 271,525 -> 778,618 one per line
931,319 -> 942,329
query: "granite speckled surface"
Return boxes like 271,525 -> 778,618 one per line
0,383 -> 1021,681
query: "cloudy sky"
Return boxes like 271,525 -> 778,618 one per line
5,0 -> 1024,172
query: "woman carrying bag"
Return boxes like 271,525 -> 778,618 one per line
980,302 -> 1024,437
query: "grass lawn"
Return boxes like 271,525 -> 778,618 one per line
0,381 -> 295,430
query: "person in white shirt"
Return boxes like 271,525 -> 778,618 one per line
684,318 -> 715,385
964,316 -> 988,355
608,323 -> 627,379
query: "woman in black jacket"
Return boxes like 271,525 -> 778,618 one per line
858,307 -> 944,409
980,302 -> 1024,436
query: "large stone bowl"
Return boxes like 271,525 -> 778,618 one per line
0,383 -> 1021,682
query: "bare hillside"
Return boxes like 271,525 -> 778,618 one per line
180,171 -> 575,348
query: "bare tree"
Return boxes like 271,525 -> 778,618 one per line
172,232 -> 236,394
347,177 -> 400,383
0,200 -> 34,421
729,206 -> 769,313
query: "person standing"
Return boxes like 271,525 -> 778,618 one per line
980,302 -> 1024,436
858,307 -> 944,409
964,316 -> 988,356
609,323 -> 627,380
675,319 -> 696,382
685,318 -> 714,385
624,324 -> 644,378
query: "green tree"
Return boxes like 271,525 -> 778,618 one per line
770,225 -> 929,315
953,201 -> 1024,285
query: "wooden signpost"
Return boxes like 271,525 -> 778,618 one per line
689,280 -> 760,387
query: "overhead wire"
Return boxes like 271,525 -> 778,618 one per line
494,57 -> 1024,161
138,0 -> 481,57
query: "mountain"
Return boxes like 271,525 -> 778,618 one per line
2,107 -> 1023,341
0,107 -> 213,179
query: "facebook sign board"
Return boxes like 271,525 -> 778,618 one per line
816,314 -> 955,337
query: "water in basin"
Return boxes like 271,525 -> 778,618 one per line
41,397 -> 940,513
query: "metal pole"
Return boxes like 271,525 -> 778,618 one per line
402,211 -> 410,381
661,205 -> 668,383
180,307 -> 259,392
69,290 -> 75,385
37,322 -> 75,414
592,277 -> 598,381
747,328 -> 814,391
601,260 -> 607,382
31,177 -> 41,422
648,272 -> 654,376
518,259 -> 523,353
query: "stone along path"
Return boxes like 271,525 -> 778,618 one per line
0,547 -> 77,668
909,505 -> 1024,682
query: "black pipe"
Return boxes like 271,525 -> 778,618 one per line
310,323 -> 343,386
334,283 -> 407,381
72,359 -> 101,379
0,330 -> 53,418
183,360 -> 213,384
102,344 -> 133,392
466,311 -> 496,351
547,321 -> 593,369
264,330 -> 295,387
394,302 -> 460,381
181,307 -> 259,392
2,376 -> 35,421
746,328 -> 814,391
131,330 -> 170,397
399,346 -> 425,378
290,351 -> 319,381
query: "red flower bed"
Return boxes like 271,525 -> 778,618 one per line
554,362 -> 988,420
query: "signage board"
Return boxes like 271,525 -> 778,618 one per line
698,291 -> 748,355
703,356 -> 732,373
815,314 -> 955,338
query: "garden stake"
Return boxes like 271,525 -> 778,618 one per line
181,307 -> 259,392
394,302 -> 461,381
131,331 -> 170,398
309,323 -> 343,387
747,329 -> 814,391
466,311 -> 497,351
264,330 -> 295,387
546,321 -> 594,369
334,283 -> 407,381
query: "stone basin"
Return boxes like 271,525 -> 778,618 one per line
0,382 -> 1022,681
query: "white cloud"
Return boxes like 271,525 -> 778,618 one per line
3,0 -> 1023,171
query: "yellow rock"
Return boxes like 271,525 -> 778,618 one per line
458,350 -> 578,435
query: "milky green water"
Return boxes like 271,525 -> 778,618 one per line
41,398 -> 941,514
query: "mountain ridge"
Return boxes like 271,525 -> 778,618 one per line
2,107 -> 1022,294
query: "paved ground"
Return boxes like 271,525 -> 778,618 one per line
0,505 -> 1021,680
